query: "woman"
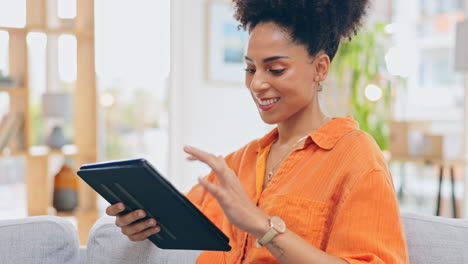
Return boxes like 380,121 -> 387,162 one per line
106,0 -> 409,263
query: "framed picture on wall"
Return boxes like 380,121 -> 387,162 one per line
206,2 -> 249,84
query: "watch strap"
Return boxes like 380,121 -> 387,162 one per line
256,228 -> 279,247
256,216 -> 286,248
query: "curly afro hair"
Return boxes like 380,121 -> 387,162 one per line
233,0 -> 370,61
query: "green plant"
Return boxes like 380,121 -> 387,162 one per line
331,23 -> 399,150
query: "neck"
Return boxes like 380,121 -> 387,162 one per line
276,100 -> 328,146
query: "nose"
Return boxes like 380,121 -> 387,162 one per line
249,71 -> 271,95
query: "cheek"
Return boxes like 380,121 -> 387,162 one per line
281,71 -> 315,97
277,77 -> 304,96
278,83 -> 316,107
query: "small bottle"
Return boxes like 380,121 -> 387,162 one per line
52,164 -> 78,212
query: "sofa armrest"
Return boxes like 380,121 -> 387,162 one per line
0,216 -> 80,264
402,212 -> 468,264
87,216 -> 201,264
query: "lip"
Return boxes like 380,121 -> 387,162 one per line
257,97 -> 280,112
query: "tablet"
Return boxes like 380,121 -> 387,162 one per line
77,158 -> 231,251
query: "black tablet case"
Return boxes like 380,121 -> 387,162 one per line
77,158 -> 231,251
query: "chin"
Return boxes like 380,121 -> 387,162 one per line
259,112 -> 281,125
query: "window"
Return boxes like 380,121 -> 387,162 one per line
421,0 -> 464,16
95,0 -> 170,174
419,48 -> 463,89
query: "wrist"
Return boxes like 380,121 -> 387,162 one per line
249,211 -> 270,238
255,216 -> 287,248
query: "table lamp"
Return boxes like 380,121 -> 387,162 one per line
42,92 -> 73,149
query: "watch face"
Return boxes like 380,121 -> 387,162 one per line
271,216 -> 286,233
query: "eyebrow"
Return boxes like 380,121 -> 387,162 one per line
244,55 -> 290,63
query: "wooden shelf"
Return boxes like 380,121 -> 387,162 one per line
390,155 -> 468,166
4,0 -> 98,246
0,149 -> 28,158
0,86 -> 27,95
29,145 -> 78,157
0,27 -> 94,38
0,145 -> 78,158
0,26 -> 27,33
56,210 -> 79,217
48,207 -> 79,217
28,27 -> 94,38
0,26 -> 93,38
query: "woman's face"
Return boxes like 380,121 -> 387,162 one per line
244,22 -> 322,125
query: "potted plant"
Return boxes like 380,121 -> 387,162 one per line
330,23 -> 404,151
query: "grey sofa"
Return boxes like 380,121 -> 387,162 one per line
0,212 -> 467,264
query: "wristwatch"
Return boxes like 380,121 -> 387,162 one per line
256,216 -> 286,248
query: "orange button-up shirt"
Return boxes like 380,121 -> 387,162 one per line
186,116 -> 409,263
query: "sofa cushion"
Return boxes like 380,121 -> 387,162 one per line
401,212 -> 468,264
87,216 -> 201,264
0,215 -> 80,264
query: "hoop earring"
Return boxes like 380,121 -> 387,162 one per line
318,82 -> 323,92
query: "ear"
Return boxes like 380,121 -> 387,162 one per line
313,52 -> 330,82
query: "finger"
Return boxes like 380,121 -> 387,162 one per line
106,203 -> 125,216
198,177 -> 221,200
186,155 -> 198,161
128,225 -> 161,242
184,146 -> 221,167
115,209 -> 147,227
121,218 -> 158,236
185,146 -> 229,184
211,156 -> 235,184
217,157 -> 231,172
184,146 -> 214,163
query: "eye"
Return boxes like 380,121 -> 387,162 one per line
244,68 -> 256,74
269,69 -> 285,75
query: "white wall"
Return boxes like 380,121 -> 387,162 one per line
169,0 -> 271,192
462,0 -> 468,219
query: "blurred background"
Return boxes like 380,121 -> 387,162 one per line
0,0 -> 467,244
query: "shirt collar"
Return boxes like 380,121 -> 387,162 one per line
256,116 -> 359,152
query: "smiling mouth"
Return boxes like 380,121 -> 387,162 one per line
258,97 -> 281,106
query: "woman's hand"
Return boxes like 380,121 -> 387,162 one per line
184,146 -> 269,237
105,203 -> 161,241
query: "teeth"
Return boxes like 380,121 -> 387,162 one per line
259,97 -> 280,106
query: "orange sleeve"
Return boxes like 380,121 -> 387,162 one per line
326,170 -> 409,264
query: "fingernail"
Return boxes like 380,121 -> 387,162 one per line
154,226 -> 161,232
138,211 -> 146,217
148,220 -> 155,226
117,204 -> 124,210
